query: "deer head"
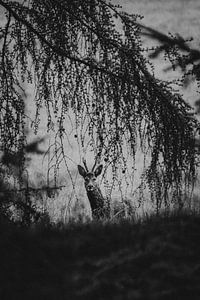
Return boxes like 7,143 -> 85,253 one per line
78,164 -> 103,193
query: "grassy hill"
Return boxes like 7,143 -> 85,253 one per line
1,212 -> 200,299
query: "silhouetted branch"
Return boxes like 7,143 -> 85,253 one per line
139,23 -> 200,72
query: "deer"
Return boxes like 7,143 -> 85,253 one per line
78,158 -> 108,220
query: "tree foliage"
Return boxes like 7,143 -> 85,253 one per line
139,23 -> 200,87
0,0 -> 198,206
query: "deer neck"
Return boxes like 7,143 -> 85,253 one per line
86,187 -> 104,210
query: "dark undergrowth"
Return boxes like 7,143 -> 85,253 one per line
1,211 -> 200,299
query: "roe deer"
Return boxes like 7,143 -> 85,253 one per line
78,159 -> 107,219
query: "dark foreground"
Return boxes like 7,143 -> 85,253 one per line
1,213 -> 200,300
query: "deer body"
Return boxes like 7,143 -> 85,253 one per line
78,164 -> 106,219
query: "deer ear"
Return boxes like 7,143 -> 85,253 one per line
94,164 -> 103,177
78,165 -> 87,177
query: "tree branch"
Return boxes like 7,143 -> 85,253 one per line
0,0 -> 113,75
0,0 -> 149,83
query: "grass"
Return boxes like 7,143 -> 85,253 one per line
1,211 -> 200,299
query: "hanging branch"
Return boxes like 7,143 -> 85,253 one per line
0,0 -> 198,205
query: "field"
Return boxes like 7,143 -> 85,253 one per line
1,212 -> 200,299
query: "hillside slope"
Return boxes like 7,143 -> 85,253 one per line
1,214 -> 200,299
